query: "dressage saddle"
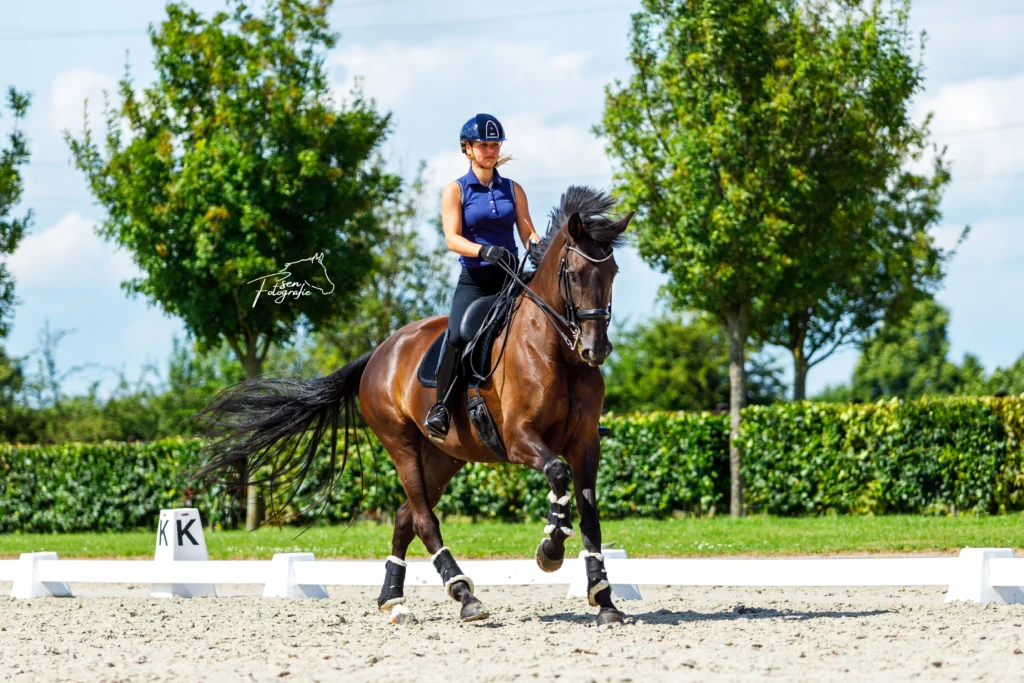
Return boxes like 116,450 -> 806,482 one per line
417,293 -> 611,459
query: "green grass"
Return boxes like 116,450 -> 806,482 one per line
3,515 -> 1024,560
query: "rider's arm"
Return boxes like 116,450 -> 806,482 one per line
512,182 -> 541,247
442,181 -> 487,259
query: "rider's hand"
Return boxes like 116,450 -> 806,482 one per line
479,245 -> 510,265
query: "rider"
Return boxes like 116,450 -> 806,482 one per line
423,113 -> 538,443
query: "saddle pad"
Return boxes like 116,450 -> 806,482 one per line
417,330 -> 446,388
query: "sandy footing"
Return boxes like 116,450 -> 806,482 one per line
2,581 -> 1023,681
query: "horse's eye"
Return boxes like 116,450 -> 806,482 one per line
570,271 -> 579,284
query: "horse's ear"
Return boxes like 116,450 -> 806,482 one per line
567,212 -> 584,240
610,210 -> 635,236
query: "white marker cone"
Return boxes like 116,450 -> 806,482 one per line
151,508 -> 216,598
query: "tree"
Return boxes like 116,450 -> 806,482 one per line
601,0 -> 934,515
847,296 -> 962,400
764,154 -> 958,400
66,0 -> 398,529
66,0 -> 397,380
0,87 -> 31,436
602,312 -> 785,413
300,163 -> 452,374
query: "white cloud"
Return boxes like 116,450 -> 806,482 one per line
10,212 -> 139,291
914,73 -> 1024,178
48,66 -> 120,141
330,39 -> 604,114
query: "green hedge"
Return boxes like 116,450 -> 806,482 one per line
1,397 -> 1022,533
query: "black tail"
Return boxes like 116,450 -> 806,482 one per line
186,351 -> 374,524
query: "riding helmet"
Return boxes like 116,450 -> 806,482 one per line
459,114 -> 506,147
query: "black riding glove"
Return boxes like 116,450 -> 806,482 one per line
479,245 -> 510,266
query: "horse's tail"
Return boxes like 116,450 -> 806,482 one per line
186,351 -> 374,524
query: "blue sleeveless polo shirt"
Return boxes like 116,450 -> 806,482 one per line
455,165 -> 519,268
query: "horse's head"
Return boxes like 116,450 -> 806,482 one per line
530,186 -> 635,366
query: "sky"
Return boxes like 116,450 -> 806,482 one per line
0,0 -> 1022,399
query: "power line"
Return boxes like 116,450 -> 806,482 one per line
0,3 -> 635,41
935,121 -> 1024,138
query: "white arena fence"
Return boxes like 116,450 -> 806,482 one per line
1,509 -> 1022,605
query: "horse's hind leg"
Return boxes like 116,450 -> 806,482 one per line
414,441 -> 489,623
378,500 -> 418,624
376,435 -> 482,622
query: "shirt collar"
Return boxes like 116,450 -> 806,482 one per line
462,164 -> 502,188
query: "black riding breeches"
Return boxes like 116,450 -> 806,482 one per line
447,264 -> 509,346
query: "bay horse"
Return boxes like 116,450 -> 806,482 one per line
189,187 -> 634,626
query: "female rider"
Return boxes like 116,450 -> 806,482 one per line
423,113 -> 540,443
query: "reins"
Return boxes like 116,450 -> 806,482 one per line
465,237 -> 614,383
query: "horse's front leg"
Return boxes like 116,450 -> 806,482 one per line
567,438 -> 624,626
507,430 -> 574,573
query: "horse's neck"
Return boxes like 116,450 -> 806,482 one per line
511,234 -> 572,364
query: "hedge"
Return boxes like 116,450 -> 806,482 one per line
1,397 -> 1022,533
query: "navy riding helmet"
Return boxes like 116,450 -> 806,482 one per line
459,113 -> 506,148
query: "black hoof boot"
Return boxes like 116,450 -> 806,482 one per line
424,402 -> 451,443
459,595 -> 490,623
535,539 -> 564,573
596,607 -> 625,626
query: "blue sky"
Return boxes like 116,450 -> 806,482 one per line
0,0 -> 1022,399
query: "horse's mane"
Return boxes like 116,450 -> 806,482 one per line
525,186 -> 627,278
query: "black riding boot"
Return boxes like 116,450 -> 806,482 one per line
425,336 -> 462,443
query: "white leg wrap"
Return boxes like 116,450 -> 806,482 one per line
548,491 -> 571,505
386,555 -> 407,567
430,546 -> 450,561
444,574 -> 475,599
582,551 -> 604,561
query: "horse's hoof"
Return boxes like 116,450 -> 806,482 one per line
390,611 -> 418,626
535,540 -> 564,573
386,603 -> 418,625
595,607 -> 625,627
460,599 -> 490,623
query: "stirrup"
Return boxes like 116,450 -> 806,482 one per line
425,402 -> 451,442
598,425 -> 612,438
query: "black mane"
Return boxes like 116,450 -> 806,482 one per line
527,185 -> 627,271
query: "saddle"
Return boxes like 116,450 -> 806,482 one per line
417,282 -> 522,460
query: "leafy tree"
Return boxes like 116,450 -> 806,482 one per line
602,313 -> 785,413
0,86 -> 32,434
601,0 -> 934,514
66,0 -> 398,381
985,357 -> 1024,396
66,0 -> 398,528
300,163 -> 452,374
0,87 -> 31,342
764,154 -> 957,400
847,296 -> 962,400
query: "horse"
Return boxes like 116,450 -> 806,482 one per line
188,186 -> 635,626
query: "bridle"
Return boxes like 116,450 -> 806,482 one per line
487,236 -> 614,354
557,242 -> 614,351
